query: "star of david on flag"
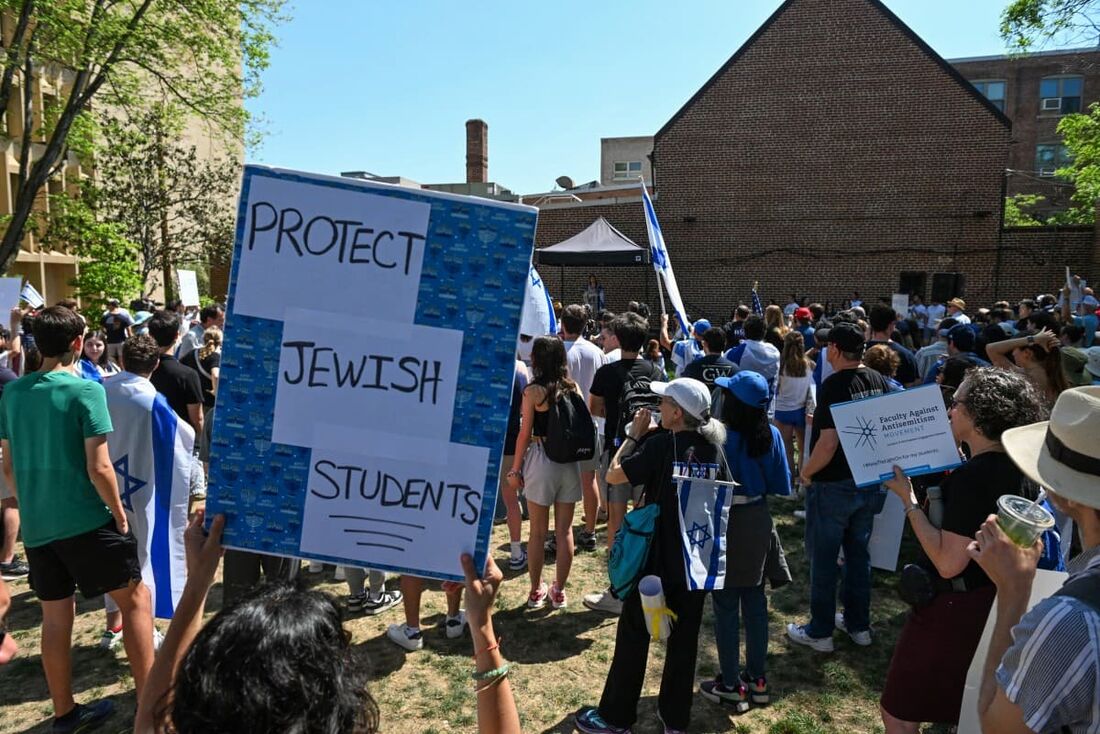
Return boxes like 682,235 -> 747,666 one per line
673,460 -> 738,591
114,455 -> 147,513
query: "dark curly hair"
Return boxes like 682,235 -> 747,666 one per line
159,583 -> 379,734
956,367 -> 1047,441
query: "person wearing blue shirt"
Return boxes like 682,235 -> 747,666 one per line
1063,291 -> 1099,348
698,371 -> 790,710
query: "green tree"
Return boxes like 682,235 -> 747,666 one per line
1002,0 -> 1100,49
0,0 -> 285,274
89,105 -> 238,299
45,196 -> 142,321
1003,193 -> 1047,226
1002,1 -> 1100,223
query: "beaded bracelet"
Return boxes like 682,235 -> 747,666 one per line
475,668 -> 512,693
471,662 -> 512,681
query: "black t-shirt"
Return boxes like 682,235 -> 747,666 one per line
101,311 -> 134,344
810,366 -> 889,482
922,451 -> 1025,589
180,349 -> 221,409
723,320 -> 744,348
866,339 -> 920,385
150,354 -> 203,424
621,429 -> 720,590
682,354 -> 739,391
590,357 -> 665,447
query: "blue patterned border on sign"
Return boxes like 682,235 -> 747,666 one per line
205,166 -> 537,581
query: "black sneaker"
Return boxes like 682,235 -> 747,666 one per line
52,700 -> 115,733
361,590 -> 402,616
699,677 -> 749,712
578,530 -> 597,551
739,671 -> 769,705
1,556 -> 29,580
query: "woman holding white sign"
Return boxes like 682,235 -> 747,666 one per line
878,368 -> 1045,733
508,336 -> 584,611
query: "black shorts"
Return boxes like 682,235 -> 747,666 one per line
25,519 -> 142,602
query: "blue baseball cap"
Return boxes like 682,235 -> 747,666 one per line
715,371 -> 769,408
948,324 -> 976,352
692,319 -> 711,337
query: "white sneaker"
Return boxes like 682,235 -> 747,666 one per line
445,611 -> 467,639
785,622 -> 834,652
99,627 -> 123,651
307,561 -> 324,574
583,588 -> 624,615
386,623 -> 424,651
334,566 -> 347,581
835,612 -> 872,646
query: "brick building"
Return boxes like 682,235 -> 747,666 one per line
952,47 -> 1100,217
532,0 -> 1100,320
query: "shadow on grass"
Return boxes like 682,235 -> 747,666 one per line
0,642 -> 136,708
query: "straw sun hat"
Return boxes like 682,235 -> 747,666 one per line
1002,386 -> 1100,510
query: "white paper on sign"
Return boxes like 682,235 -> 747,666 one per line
299,443 -> 490,579
272,308 -> 463,448
869,491 -> 907,571
957,569 -> 1068,734
0,278 -> 23,312
176,269 -> 201,307
831,384 -> 962,488
233,174 -> 431,323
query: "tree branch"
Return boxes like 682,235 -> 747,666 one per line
76,0 -> 156,108
0,0 -> 34,129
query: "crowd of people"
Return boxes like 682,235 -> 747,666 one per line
0,275 -> 1098,734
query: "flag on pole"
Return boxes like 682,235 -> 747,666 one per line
640,182 -> 690,337
673,459 -> 737,591
751,286 -> 763,316
104,373 -> 194,619
19,281 -> 43,308
520,266 -> 557,336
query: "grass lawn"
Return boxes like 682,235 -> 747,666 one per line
0,498 -> 953,733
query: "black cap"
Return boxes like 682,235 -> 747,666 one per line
827,322 -> 866,353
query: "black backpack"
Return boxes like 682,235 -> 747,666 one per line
615,365 -> 663,442
542,389 -> 597,463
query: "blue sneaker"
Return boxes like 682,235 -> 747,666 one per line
52,699 -> 115,733
575,706 -> 631,734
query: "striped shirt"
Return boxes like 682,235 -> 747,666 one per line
996,546 -> 1100,733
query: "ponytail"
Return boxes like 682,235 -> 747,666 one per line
681,409 -> 728,448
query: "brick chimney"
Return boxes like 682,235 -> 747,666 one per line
466,119 -> 488,184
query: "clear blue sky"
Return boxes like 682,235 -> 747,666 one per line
249,1 -> 1015,194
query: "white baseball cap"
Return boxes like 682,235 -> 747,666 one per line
650,378 -> 712,420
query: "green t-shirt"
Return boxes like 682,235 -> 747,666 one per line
0,370 -> 114,547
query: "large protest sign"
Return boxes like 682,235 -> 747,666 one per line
206,166 -> 538,581
831,384 -> 962,488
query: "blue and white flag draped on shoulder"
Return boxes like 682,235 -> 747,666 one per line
673,458 -> 737,591
640,182 -> 690,338
103,372 -> 194,619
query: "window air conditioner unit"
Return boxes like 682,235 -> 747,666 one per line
1039,167 -> 1057,176
1042,97 -> 1062,111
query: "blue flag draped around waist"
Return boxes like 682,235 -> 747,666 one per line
104,372 -> 194,618
673,459 -> 737,591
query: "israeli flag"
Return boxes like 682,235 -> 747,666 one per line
519,266 -> 556,336
104,372 -> 194,618
640,182 -> 690,337
19,281 -> 43,308
674,461 -> 736,591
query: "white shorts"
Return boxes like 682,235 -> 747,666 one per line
522,442 -> 582,507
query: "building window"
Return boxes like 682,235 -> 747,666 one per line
1039,75 -> 1083,115
1036,143 -> 1072,176
970,80 -> 1006,112
613,161 -> 643,180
